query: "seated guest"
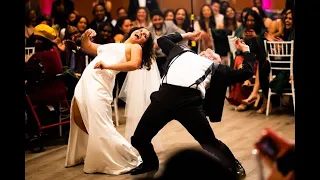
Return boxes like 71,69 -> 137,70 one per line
24,24 -> 65,104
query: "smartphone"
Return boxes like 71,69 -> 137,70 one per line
245,27 -> 252,31
255,135 -> 279,160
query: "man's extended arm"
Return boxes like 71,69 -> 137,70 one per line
157,32 -> 201,56
226,52 -> 256,85
156,32 -> 183,56
226,39 -> 256,85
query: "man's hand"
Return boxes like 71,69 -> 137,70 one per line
190,31 -> 202,41
182,31 -> 202,42
235,38 -> 250,53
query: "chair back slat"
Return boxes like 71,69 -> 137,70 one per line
227,35 -> 237,61
25,47 -> 35,62
25,47 -> 35,55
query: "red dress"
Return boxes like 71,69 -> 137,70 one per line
25,47 -> 66,104
227,55 -> 258,106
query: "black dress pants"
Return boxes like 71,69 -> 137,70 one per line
131,84 -> 238,172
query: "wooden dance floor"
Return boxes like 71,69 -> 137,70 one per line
25,102 -> 295,180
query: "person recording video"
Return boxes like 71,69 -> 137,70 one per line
254,128 -> 295,180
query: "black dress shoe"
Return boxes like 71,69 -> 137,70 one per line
130,163 -> 159,175
235,159 -> 246,179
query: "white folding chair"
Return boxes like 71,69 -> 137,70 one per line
111,80 -> 120,126
263,40 -> 295,116
25,47 -> 35,62
25,47 -> 35,55
85,55 -> 89,67
227,35 -> 237,65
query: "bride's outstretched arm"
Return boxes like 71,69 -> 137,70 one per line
81,29 -> 101,56
94,44 -> 143,72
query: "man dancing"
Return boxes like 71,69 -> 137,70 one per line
130,31 -> 255,179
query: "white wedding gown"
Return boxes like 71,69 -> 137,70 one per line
65,43 -> 141,175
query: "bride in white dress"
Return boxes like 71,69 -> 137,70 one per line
65,27 -> 155,175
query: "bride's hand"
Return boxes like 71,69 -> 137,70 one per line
94,61 -> 108,69
82,28 -> 97,39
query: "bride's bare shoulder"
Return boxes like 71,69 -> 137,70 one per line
125,44 -> 142,61
125,43 -> 142,51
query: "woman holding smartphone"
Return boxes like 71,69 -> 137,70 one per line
254,128 -> 295,180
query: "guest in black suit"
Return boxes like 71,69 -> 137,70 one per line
127,0 -> 160,20
130,31 -> 256,179
88,3 -> 112,32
